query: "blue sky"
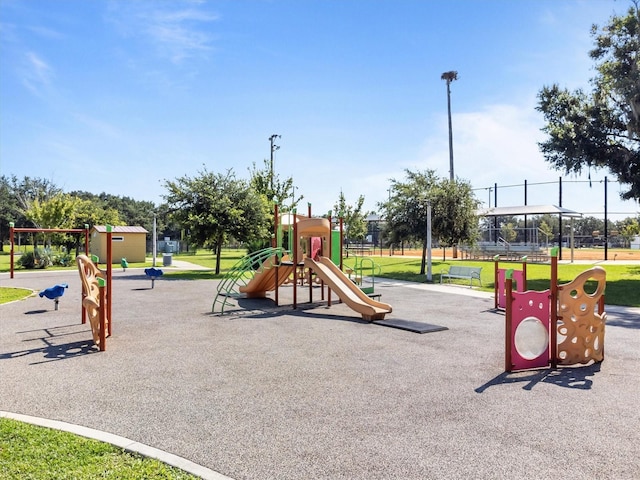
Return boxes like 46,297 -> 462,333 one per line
1,0 -> 639,221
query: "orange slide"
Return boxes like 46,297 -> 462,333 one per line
239,258 -> 294,298
304,256 -> 392,321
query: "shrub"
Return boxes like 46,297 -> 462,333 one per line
51,252 -> 72,266
18,248 -> 51,269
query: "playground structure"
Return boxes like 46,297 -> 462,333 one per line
78,226 -> 114,351
213,204 -> 392,321
76,255 -> 109,350
504,248 -> 606,372
73,226 -> 115,351
8,222 -> 90,278
494,255 -> 527,310
344,256 -> 382,297
304,256 -> 391,320
8,223 -> 114,350
144,267 -> 164,289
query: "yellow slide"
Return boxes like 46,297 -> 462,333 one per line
304,256 -> 392,321
239,258 -> 294,298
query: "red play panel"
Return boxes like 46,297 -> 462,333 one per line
497,268 -> 525,309
509,289 -> 551,371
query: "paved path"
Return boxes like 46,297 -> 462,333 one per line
1,267 -> 639,479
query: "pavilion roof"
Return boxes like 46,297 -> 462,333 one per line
476,204 -> 582,218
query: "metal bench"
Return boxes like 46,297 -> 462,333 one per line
440,265 -> 482,287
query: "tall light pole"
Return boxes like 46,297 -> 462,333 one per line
441,71 -> 458,181
269,134 -> 281,195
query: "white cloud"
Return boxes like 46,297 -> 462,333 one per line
346,99 -> 640,220
107,0 -> 219,64
26,25 -> 64,40
454,103 -> 547,187
405,100 -> 551,192
450,102 -> 639,218
21,51 -> 53,95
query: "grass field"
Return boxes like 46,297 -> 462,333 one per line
1,247 -> 638,306
162,249 -> 639,307
0,418 -> 198,479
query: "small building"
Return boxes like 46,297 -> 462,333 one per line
631,235 -> 640,250
90,226 -> 148,264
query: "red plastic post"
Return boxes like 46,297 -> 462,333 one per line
293,212 -> 298,309
106,225 -> 113,336
339,217 -> 344,271
550,250 -> 558,368
493,255 -> 499,309
98,278 -> 106,352
275,265 -> 279,307
505,276 -> 513,372
273,203 -> 279,305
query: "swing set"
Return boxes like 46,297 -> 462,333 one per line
8,222 -> 114,351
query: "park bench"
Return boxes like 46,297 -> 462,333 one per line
440,265 -> 483,287
346,245 -> 373,256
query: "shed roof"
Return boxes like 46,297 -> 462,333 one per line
92,226 -> 148,233
476,204 -> 582,218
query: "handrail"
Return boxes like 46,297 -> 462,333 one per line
497,236 -> 510,248
344,256 -> 381,295
212,247 -> 287,314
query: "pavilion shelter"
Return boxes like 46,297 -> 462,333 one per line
476,204 -> 582,262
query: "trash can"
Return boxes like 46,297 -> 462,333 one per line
163,253 -> 172,266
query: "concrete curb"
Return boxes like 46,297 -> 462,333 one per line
0,411 -> 233,480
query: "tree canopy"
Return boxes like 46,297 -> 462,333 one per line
163,168 -> 271,273
381,169 -> 479,274
71,191 -> 155,233
537,3 -> 640,200
248,159 -> 303,209
334,191 -> 369,244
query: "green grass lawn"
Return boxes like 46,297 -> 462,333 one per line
2,248 -> 637,306
166,249 -> 640,307
0,287 -> 33,304
359,255 -> 639,307
0,418 -> 199,479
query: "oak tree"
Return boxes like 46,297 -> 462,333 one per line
537,3 -> 640,200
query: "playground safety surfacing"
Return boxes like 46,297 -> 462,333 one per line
219,286 -> 450,335
1,269 -> 639,480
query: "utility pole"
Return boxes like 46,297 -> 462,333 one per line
269,134 -> 281,196
441,71 -> 458,181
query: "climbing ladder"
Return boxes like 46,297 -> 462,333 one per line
212,247 -> 286,314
